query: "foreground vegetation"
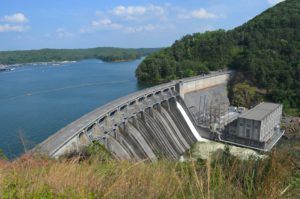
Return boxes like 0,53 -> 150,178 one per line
0,47 -> 160,65
0,137 -> 299,198
135,0 -> 300,115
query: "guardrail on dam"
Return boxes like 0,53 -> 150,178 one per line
35,70 -> 232,160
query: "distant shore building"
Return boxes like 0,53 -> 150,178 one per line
222,102 -> 284,151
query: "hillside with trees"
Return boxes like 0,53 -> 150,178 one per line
135,0 -> 300,115
0,47 -> 159,65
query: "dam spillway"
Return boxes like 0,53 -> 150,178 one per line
35,71 -> 232,160
107,98 -> 198,161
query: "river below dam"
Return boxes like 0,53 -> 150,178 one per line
0,59 -> 145,158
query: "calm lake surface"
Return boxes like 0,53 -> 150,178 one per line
0,59 -> 145,158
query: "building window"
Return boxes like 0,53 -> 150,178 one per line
254,122 -> 259,130
246,129 -> 250,138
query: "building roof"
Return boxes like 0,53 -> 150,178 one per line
239,102 -> 281,121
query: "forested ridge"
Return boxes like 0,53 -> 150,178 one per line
136,0 -> 300,115
0,47 -> 160,65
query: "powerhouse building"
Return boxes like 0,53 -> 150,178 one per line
222,102 -> 284,151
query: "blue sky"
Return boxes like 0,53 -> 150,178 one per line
0,0 -> 284,50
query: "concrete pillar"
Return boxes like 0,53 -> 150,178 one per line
155,103 -> 162,113
176,81 -> 184,99
140,111 -> 146,121
104,114 -> 112,132
162,99 -> 171,111
145,107 -> 154,117
132,115 -> 139,130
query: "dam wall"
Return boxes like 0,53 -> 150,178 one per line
35,70 -> 233,160
179,71 -> 231,98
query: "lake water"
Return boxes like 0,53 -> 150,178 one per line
0,59 -> 145,158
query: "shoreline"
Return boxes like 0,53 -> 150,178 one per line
0,60 -> 77,72
0,58 -> 140,72
0,60 -> 77,69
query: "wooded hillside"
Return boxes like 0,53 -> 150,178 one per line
136,0 -> 300,115
0,47 -> 159,65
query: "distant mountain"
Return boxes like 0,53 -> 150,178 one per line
0,47 -> 160,65
136,0 -> 300,115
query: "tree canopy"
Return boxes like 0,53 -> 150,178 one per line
135,0 -> 300,115
0,47 -> 160,65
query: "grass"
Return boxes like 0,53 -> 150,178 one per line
0,138 -> 299,199
284,108 -> 300,117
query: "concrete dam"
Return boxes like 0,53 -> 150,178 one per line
35,71 -> 232,160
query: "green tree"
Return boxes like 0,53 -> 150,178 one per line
231,82 -> 262,108
136,0 -> 300,115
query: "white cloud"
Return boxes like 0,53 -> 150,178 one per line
148,5 -> 165,16
0,24 -> 29,32
2,13 -> 28,23
81,4 -> 217,35
267,0 -> 285,5
95,11 -> 103,17
112,6 -> 147,16
92,19 -> 123,29
81,16 -> 174,34
191,9 -> 217,19
80,18 -> 123,33
125,24 -> 155,33
110,5 -> 166,20
178,8 -> 217,19
125,24 -> 174,33
56,28 -> 74,39
79,27 -> 88,33
0,13 -> 30,33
